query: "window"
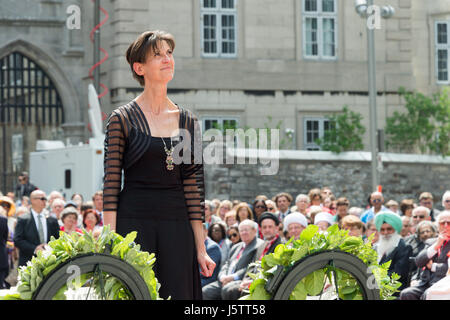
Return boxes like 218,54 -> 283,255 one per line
201,0 -> 237,57
202,116 -> 239,132
0,51 -> 64,124
303,117 -> 331,150
302,0 -> 337,59
436,21 -> 450,83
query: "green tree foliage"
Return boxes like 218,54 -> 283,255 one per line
315,106 -> 366,153
385,87 -> 450,156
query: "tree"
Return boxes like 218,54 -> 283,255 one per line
385,87 -> 450,156
315,106 -> 366,153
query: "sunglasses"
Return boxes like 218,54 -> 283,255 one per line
228,233 -> 238,239
32,197 -> 47,201
267,207 -> 274,210
372,199 -> 382,203
445,200 -> 450,203
0,203 -> 11,209
439,221 -> 450,226
413,215 -> 425,219
255,205 -> 266,209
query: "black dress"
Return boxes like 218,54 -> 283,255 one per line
103,101 -> 205,300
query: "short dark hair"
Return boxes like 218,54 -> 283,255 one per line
126,30 -> 176,86
208,222 -> 226,240
273,192 -> 293,204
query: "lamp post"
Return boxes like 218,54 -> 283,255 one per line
354,0 -> 394,192
94,0 -> 100,93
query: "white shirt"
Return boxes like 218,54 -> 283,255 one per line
31,208 -> 48,243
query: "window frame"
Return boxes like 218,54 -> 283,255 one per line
303,116 -> 331,150
435,21 -> 450,84
200,0 -> 238,58
201,116 -> 240,133
302,0 -> 338,61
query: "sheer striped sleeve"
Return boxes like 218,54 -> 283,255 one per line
180,113 -> 205,222
103,111 -> 126,213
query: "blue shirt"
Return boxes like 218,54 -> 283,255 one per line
361,206 -> 387,223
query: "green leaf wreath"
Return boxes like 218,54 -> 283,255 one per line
0,226 -> 161,300
241,224 -> 402,300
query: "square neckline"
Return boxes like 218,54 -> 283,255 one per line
132,99 -> 182,138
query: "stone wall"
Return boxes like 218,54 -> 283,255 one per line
204,149 -> 450,210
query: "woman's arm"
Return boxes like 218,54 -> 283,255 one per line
190,219 -> 215,277
181,111 -> 215,277
102,111 -> 126,232
103,211 -> 117,232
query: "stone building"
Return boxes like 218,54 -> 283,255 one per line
0,0 -> 449,200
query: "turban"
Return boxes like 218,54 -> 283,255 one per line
374,211 -> 402,234
314,212 -> 334,226
283,212 -> 308,231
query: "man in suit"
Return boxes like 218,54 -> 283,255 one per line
374,211 -> 412,292
13,190 -> 60,267
202,219 -> 264,300
200,223 -> 221,287
14,171 -> 38,199
274,192 -> 293,222
255,212 -> 283,258
0,211 -> 9,289
237,212 -> 283,296
400,211 -> 450,300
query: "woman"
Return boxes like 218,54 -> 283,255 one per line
224,210 -> 238,228
308,188 -> 323,207
265,200 -> 278,214
103,30 -> 215,300
82,209 -> 101,234
334,197 -> 350,227
400,199 -> 415,217
0,196 -> 15,218
252,199 -> 267,222
365,220 -> 379,244
295,194 -> 309,215
71,193 -> 84,209
217,200 -> 232,221
226,226 -> 241,246
340,215 -> 365,237
235,202 -> 253,223
208,223 -> 230,268
60,207 -> 83,235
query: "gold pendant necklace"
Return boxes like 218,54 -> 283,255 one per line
161,137 -> 174,170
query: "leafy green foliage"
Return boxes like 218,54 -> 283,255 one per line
241,224 -> 402,300
0,226 -> 161,300
385,87 -> 450,156
315,106 -> 366,153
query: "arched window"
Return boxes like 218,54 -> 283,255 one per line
0,51 -> 64,125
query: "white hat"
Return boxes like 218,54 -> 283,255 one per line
314,212 -> 334,226
283,212 -> 308,231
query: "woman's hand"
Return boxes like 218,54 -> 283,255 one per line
198,251 -> 216,278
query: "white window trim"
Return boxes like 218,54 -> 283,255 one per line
303,116 -> 330,150
302,0 -> 338,61
435,21 -> 450,84
200,0 -> 238,58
